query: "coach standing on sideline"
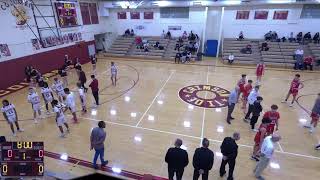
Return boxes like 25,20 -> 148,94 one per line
192,138 -> 214,180
90,121 -> 108,169
227,87 -> 239,124
254,134 -> 281,180
165,139 -> 189,180
219,132 -> 240,180
89,75 -> 99,106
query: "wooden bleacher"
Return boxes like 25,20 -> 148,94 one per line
104,36 -> 134,57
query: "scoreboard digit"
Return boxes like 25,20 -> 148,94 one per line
0,142 -> 44,177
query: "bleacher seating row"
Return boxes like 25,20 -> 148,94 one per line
222,38 -> 312,68
104,36 -> 199,61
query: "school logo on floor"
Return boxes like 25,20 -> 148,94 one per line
179,85 -> 230,108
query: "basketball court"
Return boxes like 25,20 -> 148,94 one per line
1,57 -> 319,179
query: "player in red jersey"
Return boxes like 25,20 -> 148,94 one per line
256,61 -> 265,84
264,105 -> 280,135
251,117 -> 271,161
237,74 -> 247,98
282,74 -> 304,107
304,93 -> 320,133
241,80 -> 253,111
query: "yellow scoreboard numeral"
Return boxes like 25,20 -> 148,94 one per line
24,142 -> 32,149
17,142 -> 22,149
2,165 -> 7,173
23,153 -> 26,160
39,165 -> 44,173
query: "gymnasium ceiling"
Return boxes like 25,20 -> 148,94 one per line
98,0 -> 320,8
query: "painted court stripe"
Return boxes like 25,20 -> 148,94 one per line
44,151 -> 169,180
135,71 -> 175,127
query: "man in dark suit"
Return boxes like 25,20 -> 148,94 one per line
219,132 -> 240,180
192,138 -> 214,180
165,139 -> 189,180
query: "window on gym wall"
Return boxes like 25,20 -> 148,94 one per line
80,3 -> 99,25
160,7 -> 189,18
89,3 -> 99,24
80,3 -> 91,25
300,4 -> 320,18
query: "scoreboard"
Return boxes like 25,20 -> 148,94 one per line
0,142 -> 44,177
55,2 -> 78,28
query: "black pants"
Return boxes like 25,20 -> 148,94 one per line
250,115 -> 259,129
304,63 -> 313,71
227,103 -> 235,120
193,169 -> 209,180
228,60 -> 234,64
168,168 -> 184,180
175,57 -> 180,64
219,158 -> 236,180
92,91 -> 99,105
245,104 -> 254,119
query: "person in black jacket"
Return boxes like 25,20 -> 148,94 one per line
165,139 -> 189,180
192,138 -> 214,180
219,132 -> 240,180
78,67 -> 88,93
250,96 -> 263,130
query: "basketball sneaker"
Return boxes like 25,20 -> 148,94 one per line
315,144 -> 320,150
17,129 -> 24,132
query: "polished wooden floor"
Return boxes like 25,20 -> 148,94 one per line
1,57 -> 320,179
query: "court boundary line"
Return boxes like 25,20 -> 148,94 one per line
135,71 -> 175,127
76,116 -> 320,160
200,66 -> 210,146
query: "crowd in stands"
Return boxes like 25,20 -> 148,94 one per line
123,29 -> 135,37
174,31 -> 201,63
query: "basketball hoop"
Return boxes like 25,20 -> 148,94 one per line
119,1 -> 143,9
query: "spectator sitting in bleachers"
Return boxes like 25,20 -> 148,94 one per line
182,31 -> 188,39
135,36 -> 142,48
166,31 -> 172,39
130,29 -> 134,36
237,31 -> 244,41
195,34 -> 199,41
124,29 -> 130,37
261,41 -> 269,51
313,32 -> 319,43
144,43 -> 149,52
154,41 -> 160,48
188,31 -> 196,41
304,32 -> 311,40
241,44 -> 252,54
289,32 -> 296,43
228,53 -> 235,64
161,30 -> 165,38
194,42 -> 199,52
296,32 -> 303,43
188,42 -> 194,52
281,37 -> 287,42
175,43 -> 182,51
175,52 -> 181,64
177,37 -> 183,44
304,56 -> 314,71
294,47 -> 304,70
264,31 -> 272,41
271,31 -> 278,42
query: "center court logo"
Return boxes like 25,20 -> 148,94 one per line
179,85 -> 230,108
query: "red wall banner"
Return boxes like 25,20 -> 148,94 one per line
236,11 -> 250,20
144,12 -> 154,19
254,11 -> 269,19
130,12 -> 140,19
273,11 -> 288,20
118,12 -> 127,19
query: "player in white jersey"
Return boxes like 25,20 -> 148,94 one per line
77,82 -> 87,113
1,100 -> 23,136
27,88 -> 42,123
110,62 -> 118,86
52,100 -> 70,138
41,82 -> 54,114
52,77 -> 66,103
64,88 -> 78,123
